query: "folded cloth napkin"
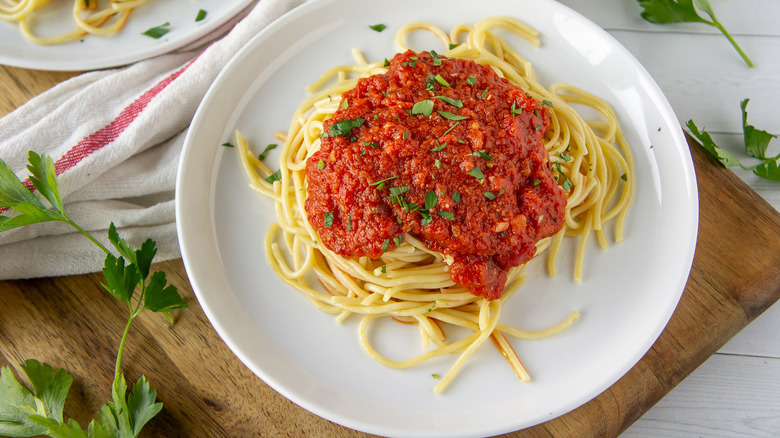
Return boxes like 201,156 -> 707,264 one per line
0,0 -> 306,280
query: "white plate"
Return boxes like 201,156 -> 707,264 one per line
176,0 -> 698,436
0,0 -> 253,71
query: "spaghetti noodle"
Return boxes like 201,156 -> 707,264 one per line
236,16 -> 633,393
0,0 -> 148,45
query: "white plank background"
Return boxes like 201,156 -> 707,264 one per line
555,1 -> 780,436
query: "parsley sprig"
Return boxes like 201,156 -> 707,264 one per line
0,152 -> 187,437
687,99 -> 779,180
637,0 -> 753,67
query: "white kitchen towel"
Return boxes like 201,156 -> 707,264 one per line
0,0 -> 306,280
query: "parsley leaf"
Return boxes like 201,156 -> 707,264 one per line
265,169 -> 282,184
369,23 -> 386,32
432,96 -> 463,108
142,22 -> 170,39
467,166 -> 485,179
0,360 -> 72,437
637,0 -> 753,67
436,110 -> 468,121
195,9 -> 207,22
326,118 -> 366,137
412,100 -> 434,117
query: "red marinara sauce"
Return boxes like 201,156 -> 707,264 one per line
304,50 -> 566,300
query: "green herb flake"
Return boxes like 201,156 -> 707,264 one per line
327,117 -> 366,137
369,23 -> 387,32
370,175 -> 400,187
448,43 -> 460,49
472,149 -> 492,160
425,191 -> 438,210
452,191 -> 461,203
412,99 -> 434,117
434,74 -> 451,88
466,76 -> 476,86
403,132 -> 411,140
383,58 -> 390,67
324,211 -> 334,228
258,143 -> 278,161
542,99 -> 553,107
511,102 -> 523,116
436,110 -> 468,121
381,265 -> 387,273
432,373 -> 440,379
432,95 -> 463,108
382,238 -> 390,252
480,87 -> 489,98
195,9 -> 207,22
341,98 -> 349,109
435,159 -> 442,168
621,173 -> 628,181
264,169 -> 282,184
317,159 -> 325,170
221,142 -> 235,148
441,121 -> 460,138
430,141 -> 448,152
430,50 -> 442,66
468,166 -> 484,179
484,191 -> 496,200
437,211 -> 454,220
142,22 -> 171,39
393,234 -> 403,246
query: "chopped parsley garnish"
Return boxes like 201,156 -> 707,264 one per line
484,188 -> 504,200
621,173 -> 628,181
325,117 -> 365,137
432,96 -> 463,108
448,43 -> 459,49
437,211 -> 454,220
393,234 -> 404,246
533,179 -> 541,186
562,176 -> 573,191
347,213 -> 352,231
142,22 -> 170,39
430,141 -> 448,152
535,125 -> 542,131
369,23 -> 386,32
434,74 -> 451,88
361,141 -> 378,149
480,87 -> 489,98
424,191 -> 438,210
370,175 -> 400,189
258,143 -> 277,160
195,9 -> 207,22
382,239 -> 390,252
341,98 -> 349,109
435,159 -> 442,168
403,132 -> 411,140
381,265 -> 387,273
436,110 -> 468,121
441,121 -> 460,138
412,100 -> 434,117
542,99 -> 553,107
452,191 -> 461,203
317,159 -> 325,169
558,151 -> 572,162
265,169 -> 281,184
467,166 -> 484,179
383,58 -> 390,67
430,50 -> 442,66
511,102 -> 523,116
324,211 -> 334,228
466,76 -> 476,86
472,149 -> 492,160
221,142 -> 234,148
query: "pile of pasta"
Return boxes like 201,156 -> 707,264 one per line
236,16 -> 633,393
0,0 -> 147,45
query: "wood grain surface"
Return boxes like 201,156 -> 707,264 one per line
1,66 -> 779,438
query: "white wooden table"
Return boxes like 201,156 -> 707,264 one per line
556,1 -> 780,436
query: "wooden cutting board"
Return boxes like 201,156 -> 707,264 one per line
1,66 -> 779,437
